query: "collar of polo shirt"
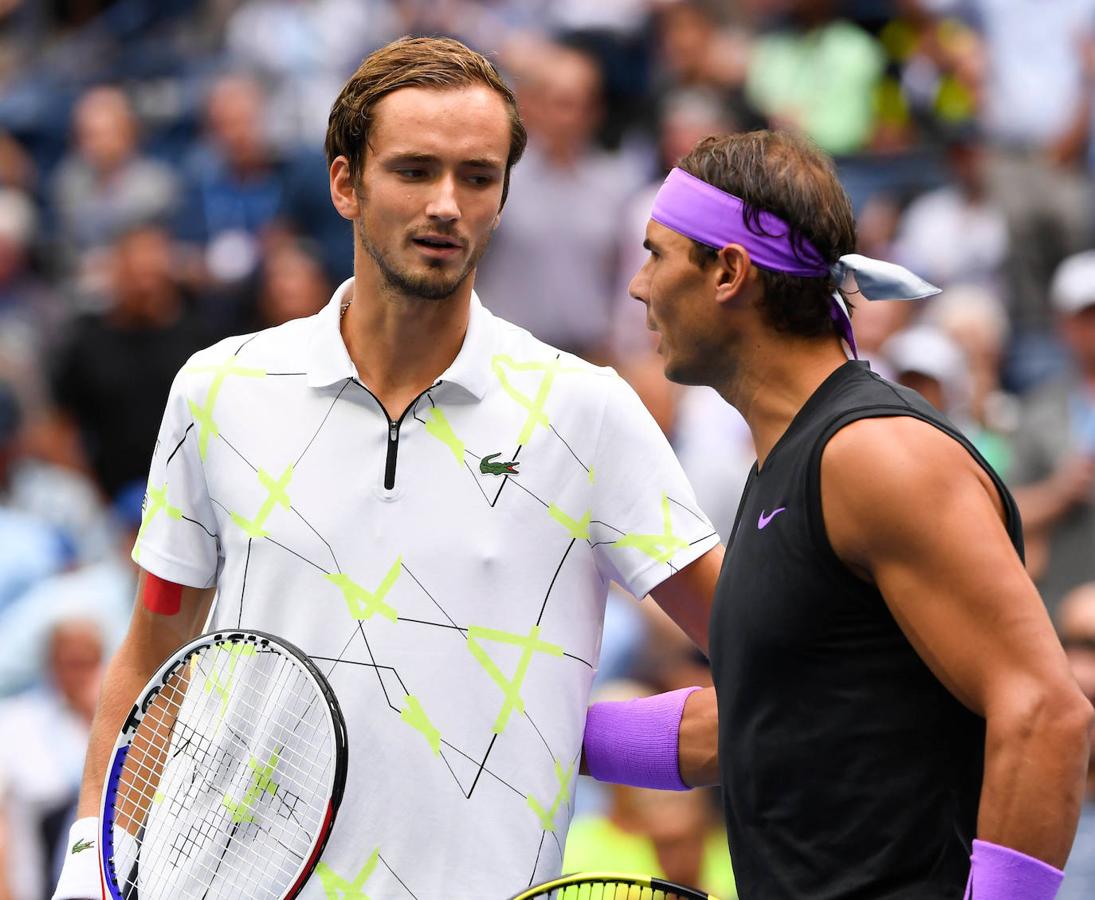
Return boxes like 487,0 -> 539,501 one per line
305,277 -> 495,399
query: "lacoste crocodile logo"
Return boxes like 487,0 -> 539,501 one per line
71,838 -> 95,854
480,452 -> 519,476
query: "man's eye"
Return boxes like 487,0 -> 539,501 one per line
397,169 -> 426,179
466,174 -> 495,186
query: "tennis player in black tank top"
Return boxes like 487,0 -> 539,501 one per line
627,131 -> 1093,899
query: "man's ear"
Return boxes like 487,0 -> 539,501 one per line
713,243 -> 753,306
329,156 -> 360,220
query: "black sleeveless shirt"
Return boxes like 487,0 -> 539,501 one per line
709,361 -> 1023,900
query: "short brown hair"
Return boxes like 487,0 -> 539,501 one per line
325,36 -> 527,207
678,130 -> 856,338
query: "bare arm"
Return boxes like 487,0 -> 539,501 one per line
649,545 -> 724,656
75,570 -> 214,817
822,417 -> 1094,867
651,547 -> 724,786
677,686 -> 719,787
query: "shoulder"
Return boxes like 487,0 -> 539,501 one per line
178,315 -> 317,378
821,415 -> 1002,563
823,415 -> 986,502
489,313 -> 624,397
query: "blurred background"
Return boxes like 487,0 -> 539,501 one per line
3,0 -> 1095,897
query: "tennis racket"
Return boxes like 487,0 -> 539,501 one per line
510,873 -> 719,899
99,629 -> 347,900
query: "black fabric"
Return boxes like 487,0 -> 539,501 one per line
709,361 -> 1023,900
51,307 -> 214,499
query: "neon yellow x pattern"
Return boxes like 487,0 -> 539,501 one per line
326,557 -> 402,622
230,464 -> 294,539
612,494 -> 689,563
185,356 -> 266,459
222,748 -> 280,824
133,482 -> 182,562
466,625 -> 564,733
527,759 -> 574,832
316,848 -> 380,900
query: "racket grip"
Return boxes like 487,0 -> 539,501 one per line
963,839 -> 1064,900
52,817 -> 103,900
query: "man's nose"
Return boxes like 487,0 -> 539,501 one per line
425,173 -> 460,222
628,262 -> 650,304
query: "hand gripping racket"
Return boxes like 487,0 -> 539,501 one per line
99,630 -> 347,900
510,873 -> 719,899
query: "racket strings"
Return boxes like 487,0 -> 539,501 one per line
106,641 -> 337,900
541,888 -> 690,899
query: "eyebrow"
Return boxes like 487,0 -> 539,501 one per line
385,152 -> 503,170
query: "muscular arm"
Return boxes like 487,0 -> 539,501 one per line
75,570 -> 214,817
822,417 -> 1094,867
579,548 -> 723,789
649,545 -> 724,656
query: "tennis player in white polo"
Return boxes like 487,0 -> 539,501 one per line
55,36 -> 724,900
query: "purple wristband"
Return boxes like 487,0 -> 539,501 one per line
582,686 -> 700,791
963,839 -> 1064,900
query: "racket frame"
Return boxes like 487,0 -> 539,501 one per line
98,629 -> 348,900
509,872 -> 716,900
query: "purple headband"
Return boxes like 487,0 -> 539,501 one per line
649,167 -> 940,358
651,167 -> 829,277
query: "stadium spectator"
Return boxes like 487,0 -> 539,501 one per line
0,617 -> 103,900
244,236 -> 332,331
49,86 -> 178,289
957,0 -> 1095,333
49,224 -> 213,501
744,0 -> 886,156
1009,251 -> 1095,617
0,480 -> 138,698
927,283 -> 1018,478
0,383 -> 69,615
0,188 -> 60,419
475,42 -> 643,358
176,73 -> 287,300
890,124 -> 1007,296
223,0 -> 397,149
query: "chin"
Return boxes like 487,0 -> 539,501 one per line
664,359 -> 707,387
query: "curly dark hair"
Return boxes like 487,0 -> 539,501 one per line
677,130 -> 857,338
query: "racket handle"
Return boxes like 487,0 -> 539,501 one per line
52,817 -> 103,899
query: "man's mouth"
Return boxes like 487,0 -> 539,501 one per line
412,234 -> 464,255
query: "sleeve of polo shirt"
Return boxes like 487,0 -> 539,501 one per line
590,373 -> 720,600
130,363 -> 220,589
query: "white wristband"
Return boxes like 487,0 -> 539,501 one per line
53,817 -> 102,900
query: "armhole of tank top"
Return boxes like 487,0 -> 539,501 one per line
804,405 -> 1025,592
727,463 -> 759,547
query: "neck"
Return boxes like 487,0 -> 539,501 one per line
340,261 -> 473,415
714,332 -> 849,468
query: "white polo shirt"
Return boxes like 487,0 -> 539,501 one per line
134,279 -> 719,899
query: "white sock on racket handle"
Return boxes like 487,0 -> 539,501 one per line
52,817 -> 102,899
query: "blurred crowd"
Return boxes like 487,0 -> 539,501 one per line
4,0 -> 1095,897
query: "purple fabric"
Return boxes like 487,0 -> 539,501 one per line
583,686 -> 700,791
963,839 -> 1064,900
650,168 -> 829,277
